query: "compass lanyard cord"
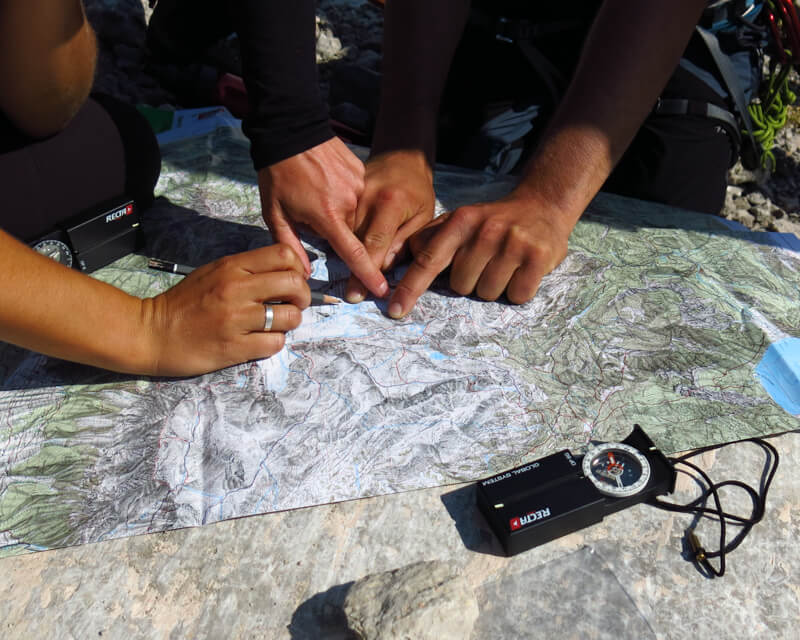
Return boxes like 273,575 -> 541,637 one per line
648,437 -> 780,578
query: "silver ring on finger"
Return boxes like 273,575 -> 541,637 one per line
263,304 -> 274,332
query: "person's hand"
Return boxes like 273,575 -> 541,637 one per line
345,150 -> 436,302
258,136 -> 388,299
387,190 -> 574,318
143,244 -> 311,376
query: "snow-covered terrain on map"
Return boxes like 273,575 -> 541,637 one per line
1,121 -> 798,556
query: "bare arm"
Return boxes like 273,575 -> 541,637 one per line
514,0 -> 709,223
371,0 -> 470,162
0,230 -> 310,376
0,0 -> 97,137
341,0 -> 470,302
388,0 -> 709,316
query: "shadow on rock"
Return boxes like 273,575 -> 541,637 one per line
288,581 -> 358,640
440,484 -> 506,557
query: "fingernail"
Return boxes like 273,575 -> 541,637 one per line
388,302 -> 403,319
378,281 -> 389,297
346,289 -> 365,304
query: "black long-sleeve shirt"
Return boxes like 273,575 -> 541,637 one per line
232,0 -> 334,169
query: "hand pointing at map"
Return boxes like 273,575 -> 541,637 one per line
387,190 -> 573,318
360,0 -> 710,317
258,137 -> 390,300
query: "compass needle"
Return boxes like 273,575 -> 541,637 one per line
584,442 -> 652,498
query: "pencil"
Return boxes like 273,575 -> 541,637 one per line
147,257 -> 342,306
309,292 -> 342,306
148,257 -> 194,276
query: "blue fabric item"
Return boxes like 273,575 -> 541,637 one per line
479,104 -> 541,174
756,338 -> 800,416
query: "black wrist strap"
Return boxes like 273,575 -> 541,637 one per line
648,436 -> 781,578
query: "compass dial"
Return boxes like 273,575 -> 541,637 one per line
582,442 -> 651,498
32,239 -> 73,268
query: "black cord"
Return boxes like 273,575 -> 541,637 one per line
648,437 -> 780,578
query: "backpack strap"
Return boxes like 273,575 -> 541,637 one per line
468,8 -> 584,109
693,25 -> 760,164
653,97 -> 740,133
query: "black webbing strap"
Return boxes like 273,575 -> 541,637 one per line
468,8 -> 577,108
694,25 -> 757,147
653,98 -> 740,133
652,97 -> 742,165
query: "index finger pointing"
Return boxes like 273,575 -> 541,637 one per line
325,218 -> 390,298
387,223 -> 465,319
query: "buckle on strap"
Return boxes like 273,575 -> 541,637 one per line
494,16 -> 533,44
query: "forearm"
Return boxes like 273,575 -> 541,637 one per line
0,230 -> 153,374
517,0 -> 707,218
0,0 -> 97,138
233,0 -> 333,169
371,0 -> 470,162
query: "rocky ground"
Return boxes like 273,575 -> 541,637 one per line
85,0 -> 800,239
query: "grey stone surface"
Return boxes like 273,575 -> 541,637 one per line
472,548 -> 656,640
343,560 -> 479,640
2,3 -> 798,637
1,430 -> 797,639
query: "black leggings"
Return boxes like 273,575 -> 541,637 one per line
0,94 -> 161,243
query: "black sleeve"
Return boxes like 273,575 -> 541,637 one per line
231,0 -> 334,170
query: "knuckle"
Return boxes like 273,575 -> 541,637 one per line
215,255 -> 238,273
452,206 -> 478,228
375,186 -> 403,207
343,192 -> 359,212
347,241 -> 370,264
479,218 -> 506,243
507,224 -> 532,247
274,243 -> 296,265
263,334 -> 285,358
411,247 -> 440,272
363,229 -> 391,249
285,307 -> 303,328
214,279 -> 240,304
283,270 -> 306,291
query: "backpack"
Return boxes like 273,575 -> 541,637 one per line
686,0 -> 800,171
463,0 -> 799,174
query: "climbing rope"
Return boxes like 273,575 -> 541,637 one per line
748,63 -> 796,170
748,0 -> 800,170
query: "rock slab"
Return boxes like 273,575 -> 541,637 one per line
343,560 -> 479,640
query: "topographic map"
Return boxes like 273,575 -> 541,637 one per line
2,114 -> 799,556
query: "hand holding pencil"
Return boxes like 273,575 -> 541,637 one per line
148,258 -> 342,306
142,244 -> 320,376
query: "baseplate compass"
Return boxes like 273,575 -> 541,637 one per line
476,425 -> 676,555
32,238 -> 74,268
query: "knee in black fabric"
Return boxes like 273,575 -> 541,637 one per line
603,114 -> 733,215
91,93 -> 161,211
